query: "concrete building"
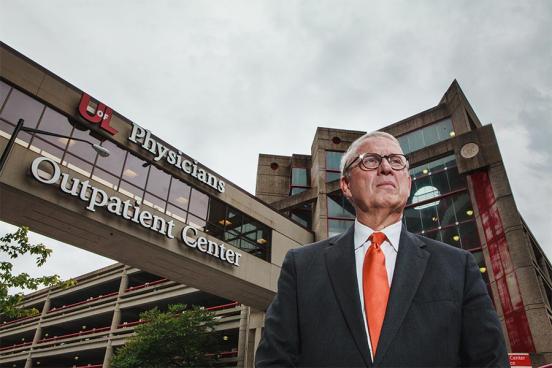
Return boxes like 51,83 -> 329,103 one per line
1,263 -> 242,367
1,41 -> 551,366
256,82 -> 552,365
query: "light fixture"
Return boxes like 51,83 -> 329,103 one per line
257,238 -> 268,245
431,216 -> 438,222
74,356 -> 79,360
218,219 -> 232,226
82,325 -> 86,329
123,168 -> 138,178
449,131 -> 456,137
223,335 -> 229,341
466,210 -> 474,216
480,267 -> 487,273
422,168 -> 429,174
176,196 -> 188,205
452,235 -> 460,241
0,119 -> 110,174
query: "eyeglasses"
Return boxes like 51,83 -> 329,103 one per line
345,153 -> 408,172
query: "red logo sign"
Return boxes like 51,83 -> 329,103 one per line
509,353 -> 532,367
78,93 -> 118,135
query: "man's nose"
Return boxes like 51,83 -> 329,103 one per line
378,157 -> 393,174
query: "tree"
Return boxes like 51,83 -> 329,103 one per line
111,304 -> 218,368
0,226 -> 75,318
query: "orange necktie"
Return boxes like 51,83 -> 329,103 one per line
362,231 -> 390,356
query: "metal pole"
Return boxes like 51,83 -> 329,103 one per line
0,118 -> 24,174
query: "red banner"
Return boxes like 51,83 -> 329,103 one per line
470,171 -> 535,353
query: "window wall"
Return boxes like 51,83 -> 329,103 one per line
404,155 -> 479,250
0,80 -> 272,261
325,151 -> 343,182
327,192 -> 354,237
290,167 -> 309,195
398,118 -> 454,154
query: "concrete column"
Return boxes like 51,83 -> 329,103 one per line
245,310 -> 265,368
25,291 -> 52,368
102,269 -> 128,368
236,305 -> 250,368
102,341 -> 113,368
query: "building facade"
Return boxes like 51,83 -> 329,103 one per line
1,41 -> 551,366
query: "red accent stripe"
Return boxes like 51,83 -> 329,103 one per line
470,171 -> 535,352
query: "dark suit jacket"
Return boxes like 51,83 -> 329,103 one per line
255,226 -> 509,367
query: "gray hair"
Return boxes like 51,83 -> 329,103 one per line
340,131 -> 402,177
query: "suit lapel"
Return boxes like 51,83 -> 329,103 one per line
373,228 -> 430,365
325,226 -> 372,367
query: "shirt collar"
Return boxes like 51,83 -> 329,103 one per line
354,218 -> 402,252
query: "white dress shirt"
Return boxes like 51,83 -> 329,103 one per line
354,218 -> 402,360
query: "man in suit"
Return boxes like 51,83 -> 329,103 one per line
255,131 -> 508,367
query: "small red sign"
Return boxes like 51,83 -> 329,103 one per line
509,353 -> 532,367
78,93 -> 118,135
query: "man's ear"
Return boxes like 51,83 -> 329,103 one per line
340,176 -> 352,201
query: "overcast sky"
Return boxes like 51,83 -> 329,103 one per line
1,1 -> 551,293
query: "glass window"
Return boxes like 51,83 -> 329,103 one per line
188,188 -> 209,219
441,225 -> 462,248
290,204 -> 312,228
459,221 -> 481,250
31,138 -> 65,161
472,250 -> 490,284
291,187 -> 307,195
119,180 -> 144,200
423,228 -> 443,242
404,207 -> 423,233
419,205 -> 439,230
145,165 -> 170,200
326,151 -> 343,170
436,118 -> 454,140
0,89 -> 43,126
399,118 -> 454,154
64,153 -> 93,177
0,81 -> 12,110
452,192 -> 472,223
121,153 -> 149,188
168,179 -> 191,210
430,170 -> 451,195
327,192 -> 355,218
328,219 -> 353,237
291,168 -> 308,186
0,89 -> 44,143
187,214 -> 206,230
0,119 -> 15,136
398,135 -> 410,156
436,196 -> 457,227
406,129 -> 424,153
166,203 -> 188,223
33,108 -> 73,148
143,192 -> 166,212
92,168 -> 119,189
446,167 -> 466,191
326,171 -> 341,183
66,128 -> 100,165
95,141 -> 126,177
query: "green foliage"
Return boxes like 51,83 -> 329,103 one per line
0,226 -> 76,318
111,304 -> 218,368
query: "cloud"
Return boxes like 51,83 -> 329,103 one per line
0,0 -> 550,267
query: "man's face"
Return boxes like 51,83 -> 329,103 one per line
340,137 -> 412,215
